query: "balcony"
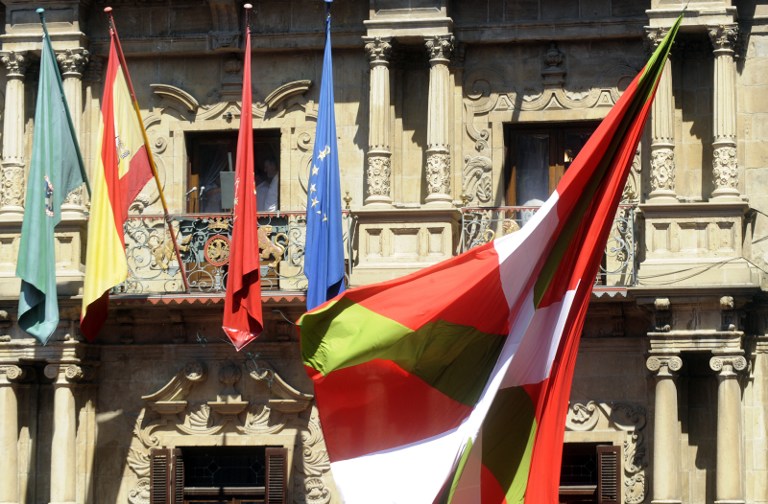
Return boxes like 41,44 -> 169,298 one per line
115,205 -> 635,297
118,211 -> 354,296
459,205 -> 638,287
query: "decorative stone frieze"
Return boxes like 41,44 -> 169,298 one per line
462,155 -> 492,205
366,155 -> 392,198
127,360 -> 330,504
426,152 -> 451,197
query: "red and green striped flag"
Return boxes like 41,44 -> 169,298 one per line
300,16 -> 680,504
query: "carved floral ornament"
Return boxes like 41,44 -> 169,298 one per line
565,401 -> 648,504
425,34 -> 454,62
56,48 -> 90,77
366,155 -> 392,197
708,24 -> 739,52
712,146 -> 738,190
128,360 -> 333,504
364,37 -> 392,65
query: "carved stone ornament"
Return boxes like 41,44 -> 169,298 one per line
621,148 -> 641,203
712,146 -> 738,190
646,355 -> 683,374
366,155 -> 392,198
650,149 -> 676,192
709,354 -> 748,373
426,152 -> 451,195
565,401 -> 648,504
128,360 -> 329,504
0,163 -> 25,207
364,37 -> 392,66
542,42 -> 565,87
425,35 -> 454,63
462,155 -> 492,205
0,364 -> 27,384
708,25 -> 739,53
56,48 -> 90,77
1,51 -> 29,77
43,363 -> 94,384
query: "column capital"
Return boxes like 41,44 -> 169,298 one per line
0,50 -> 29,78
646,355 -> 683,376
644,26 -> 670,50
708,24 -> 739,54
0,364 -> 31,385
363,37 -> 392,67
425,34 -> 454,64
709,354 -> 747,375
56,48 -> 90,78
44,363 -> 95,386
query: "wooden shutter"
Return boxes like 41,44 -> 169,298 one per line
172,448 -> 184,504
265,447 -> 288,504
150,448 -> 184,504
150,448 -> 171,504
597,445 -> 621,504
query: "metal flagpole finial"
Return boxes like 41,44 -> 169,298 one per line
104,6 -> 113,13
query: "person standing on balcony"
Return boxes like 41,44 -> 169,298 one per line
257,158 -> 278,212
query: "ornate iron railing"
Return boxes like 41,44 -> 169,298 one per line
459,205 -> 637,287
118,211 -> 354,295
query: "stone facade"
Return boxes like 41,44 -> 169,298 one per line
0,1 -> 767,503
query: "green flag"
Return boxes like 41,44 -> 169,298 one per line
16,15 -> 87,344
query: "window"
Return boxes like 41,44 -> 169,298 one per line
186,130 -> 281,213
504,123 -> 597,206
150,446 -> 287,504
559,443 -> 621,504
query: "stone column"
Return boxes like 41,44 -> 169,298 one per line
709,353 -> 747,504
708,25 -> 740,200
424,35 -> 454,206
646,355 -> 683,504
56,48 -> 89,215
45,364 -> 90,504
0,51 -> 29,220
364,37 -> 393,206
646,27 -> 677,202
0,365 -> 28,504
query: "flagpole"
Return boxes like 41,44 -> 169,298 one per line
37,8 -> 91,197
103,6 -> 190,292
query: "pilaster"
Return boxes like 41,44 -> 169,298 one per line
710,353 -> 747,504
0,365 -> 30,504
708,24 -> 740,201
0,51 -> 29,220
424,34 -> 454,207
44,363 -> 93,504
364,37 -> 393,207
56,48 -> 89,218
645,27 -> 677,202
646,354 -> 683,504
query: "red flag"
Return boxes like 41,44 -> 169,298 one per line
222,23 -> 263,350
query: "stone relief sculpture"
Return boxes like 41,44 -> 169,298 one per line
566,401 -> 648,504
126,360 -> 333,504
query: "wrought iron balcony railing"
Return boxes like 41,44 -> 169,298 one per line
118,211 -> 354,296
459,205 -> 637,287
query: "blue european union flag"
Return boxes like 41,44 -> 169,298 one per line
305,11 -> 345,310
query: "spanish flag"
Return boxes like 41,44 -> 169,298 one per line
80,27 -> 152,341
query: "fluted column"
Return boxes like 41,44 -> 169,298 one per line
56,48 -> 89,215
646,355 -> 683,504
708,25 -> 740,200
0,365 -> 28,504
45,364 -> 91,504
424,35 -> 454,206
364,37 -> 393,206
709,353 -> 747,504
0,51 -> 29,219
646,27 -> 677,202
